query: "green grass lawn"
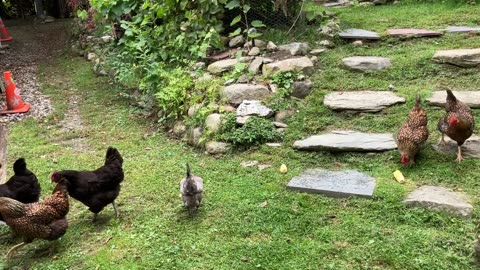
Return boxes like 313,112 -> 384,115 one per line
1,1 -> 480,269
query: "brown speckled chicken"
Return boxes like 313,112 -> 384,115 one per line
437,90 -> 474,162
396,95 -> 429,165
0,179 -> 69,258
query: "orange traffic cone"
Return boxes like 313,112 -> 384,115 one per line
0,71 -> 30,115
0,18 -> 12,42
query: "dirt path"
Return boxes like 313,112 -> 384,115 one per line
0,18 -> 69,123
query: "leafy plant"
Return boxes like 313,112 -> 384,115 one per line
219,113 -> 283,145
226,0 -> 266,44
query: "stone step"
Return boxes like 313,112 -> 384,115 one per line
403,186 -> 473,218
426,91 -> 480,108
444,26 -> 480,33
338,28 -> 380,40
386,28 -> 442,37
432,48 -> 480,68
287,169 -> 376,198
342,56 -> 391,72
293,130 -> 397,152
432,135 -> 480,159
324,91 -> 405,112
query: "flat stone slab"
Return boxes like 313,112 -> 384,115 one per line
432,135 -> 480,159
404,186 -> 473,218
324,91 -> 405,112
387,28 -> 442,37
342,56 -> 391,72
221,84 -> 271,105
426,91 -> 480,108
287,169 -> 376,198
293,130 -> 397,152
323,0 -> 351,7
236,100 -> 273,117
432,49 -> 480,68
262,57 -> 314,76
338,28 -> 380,40
444,26 -> 480,33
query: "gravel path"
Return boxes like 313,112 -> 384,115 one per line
0,18 -> 68,123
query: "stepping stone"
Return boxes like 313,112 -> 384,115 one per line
432,135 -> 480,159
342,56 -> 391,72
287,169 -> 376,198
444,26 -> 480,33
386,28 -> 442,37
324,91 -> 405,112
323,0 -> 351,7
262,57 -> 314,76
426,91 -> 480,108
403,186 -> 473,218
293,130 -> 397,152
432,49 -> 480,68
338,28 -> 380,40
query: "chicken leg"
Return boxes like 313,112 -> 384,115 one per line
6,242 -> 27,258
112,201 -> 119,218
456,146 -> 464,162
439,133 -> 446,146
91,213 -> 98,223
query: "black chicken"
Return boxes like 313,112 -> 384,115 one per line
50,147 -> 124,222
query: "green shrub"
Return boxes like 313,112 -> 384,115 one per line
219,113 -> 283,145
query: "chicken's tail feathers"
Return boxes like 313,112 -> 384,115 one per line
446,89 -> 457,101
105,147 -> 123,166
13,158 -> 27,175
414,95 -> 423,111
186,163 -> 191,178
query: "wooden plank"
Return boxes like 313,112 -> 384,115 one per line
0,125 -> 7,184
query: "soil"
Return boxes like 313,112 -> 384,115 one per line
0,18 -> 68,124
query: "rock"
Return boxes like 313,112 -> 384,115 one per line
262,57 -> 314,76
258,164 -> 273,170
87,52 -> 97,61
432,49 -> 480,68
342,56 -> 391,72
269,83 -> 278,93
205,113 -> 222,133
373,0 -> 387,5
403,186 -> 473,218
310,56 -> 319,63
187,127 -> 203,146
207,57 -> 252,75
267,41 -> 278,51
188,104 -> 203,117
236,116 -> 251,125
101,35 -> 113,43
206,141 -> 231,155
241,160 -> 259,167
219,105 -> 236,113
222,84 -> 271,105
352,40 -> 363,46
310,48 -> 327,55
236,100 -> 274,117
273,122 -> 288,128
324,91 -> 405,112
277,128 -> 286,133
292,79 -> 314,99
262,58 -> 274,64
172,121 -> 187,138
321,21 -> 341,37
323,0 -> 351,7
287,169 -> 376,198
248,47 -> 260,56
248,57 -> 264,74
338,28 -> 380,40
293,130 -> 397,152
278,42 -> 310,56
317,40 -> 335,48
266,143 -> 282,147
229,35 -> 245,48
432,135 -> 480,159
386,28 -> 442,37
359,2 -> 374,6
224,78 -> 236,86
192,62 -> 206,70
275,110 -> 295,122
198,73 -> 213,82
237,74 -> 250,84
244,39 -> 267,49
426,91 -> 480,108
444,26 -> 480,33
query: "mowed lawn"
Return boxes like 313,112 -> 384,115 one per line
1,1 -> 480,269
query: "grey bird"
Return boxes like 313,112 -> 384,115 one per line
180,163 -> 203,214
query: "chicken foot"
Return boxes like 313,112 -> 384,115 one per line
6,242 -> 27,258
456,146 -> 464,162
439,134 -> 446,146
112,201 -> 119,218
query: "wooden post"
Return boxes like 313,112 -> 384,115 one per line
0,125 -> 7,184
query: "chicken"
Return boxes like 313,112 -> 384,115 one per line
180,163 -> 203,214
0,178 -> 69,258
437,90 -> 474,162
50,147 -> 124,222
396,95 -> 429,165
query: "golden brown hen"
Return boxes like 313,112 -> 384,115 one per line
0,178 -> 69,258
437,90 -> 474,162
396,95 -> 429,165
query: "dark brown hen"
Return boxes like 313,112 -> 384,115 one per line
437,90 -> 474,162
396,95 -> 429,165
0,179 -> 69,258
